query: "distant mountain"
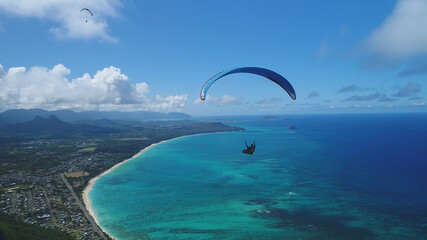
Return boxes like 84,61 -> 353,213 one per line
75,111 -> 191,122
0,109 -> 191,125
15,115 -> 74,134
74,118 -> 145,129
0,114 -> 120,136
0,108 -> 52,123
0,116 -> 14,125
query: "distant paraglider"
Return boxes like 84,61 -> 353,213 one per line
80,8 -> 93,22
200,67 -> 296,101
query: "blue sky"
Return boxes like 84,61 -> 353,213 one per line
0,0 -> 426,115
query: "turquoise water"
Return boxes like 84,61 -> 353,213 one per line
90,114 -> 427,239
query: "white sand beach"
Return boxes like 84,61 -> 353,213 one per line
82,133 -> 221,239
82,139 -> 168,239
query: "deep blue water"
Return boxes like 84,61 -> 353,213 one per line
90,113 -> 427,239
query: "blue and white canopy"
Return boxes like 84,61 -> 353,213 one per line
201,67 -> 296,101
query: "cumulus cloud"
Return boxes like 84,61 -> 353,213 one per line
0,0 -> 120,41
0,63 -> 187,111
192,95 -> 242,106
255,97 -> 282,104
135,82 -> 149,95
336,85 -> 362,94
306,91 -> 320,99
191,98 -> 203,105
393,82 -> 422,97
364,0 -> 427,61
154,95 -> 187,110
343,92 -> 381,101
209,95 -> 241,105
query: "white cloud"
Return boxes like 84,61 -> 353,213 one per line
0,0 -> 120,41
0,64 -> 4,76
136,82 -> 149,95
192,95 -> 243,107
211,95 -> 239,105
255,97 -> 282,104
193,95 -> 242,106
154,95 -> 188,110
412,101 -> 426,106
365,0 -> 427,60
0,63 -> 188,112
192,98 -> 203,105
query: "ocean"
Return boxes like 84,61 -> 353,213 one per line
88,113 -> 427,240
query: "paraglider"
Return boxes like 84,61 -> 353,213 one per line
200,67 -> 296,101
243,142 -> 256,155
200,67 -> 296,155
80,8 -> 93,22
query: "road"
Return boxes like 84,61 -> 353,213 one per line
60,173 -> 106,239
42,187 -> 58,227
28,190 -> 33,215
11,194 -> 16,214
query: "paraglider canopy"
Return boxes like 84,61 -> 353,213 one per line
200,67 -> 296,101
80,8 -> 93,22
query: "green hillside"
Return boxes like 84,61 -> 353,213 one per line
0,213 -> 73,240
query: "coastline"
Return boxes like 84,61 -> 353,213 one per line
82,132 -> 225,240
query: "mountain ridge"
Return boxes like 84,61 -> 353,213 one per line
1,114 -> 120,136
0,109 -> 191,125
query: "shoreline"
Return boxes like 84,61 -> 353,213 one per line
82,132 -> 224,240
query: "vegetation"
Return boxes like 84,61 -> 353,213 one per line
64,172 -> 89,178
0,139 -> 78,174
77,147 -> 96,153
0,115 -> 242,174
0,212 -> 74,240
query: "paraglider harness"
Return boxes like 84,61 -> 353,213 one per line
243,142 -> 256,155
